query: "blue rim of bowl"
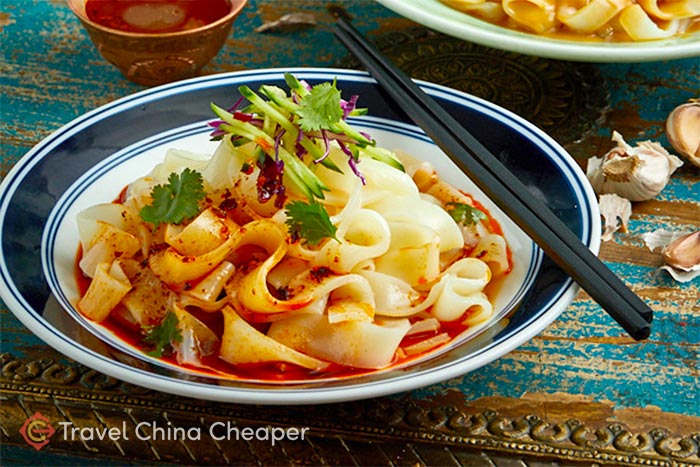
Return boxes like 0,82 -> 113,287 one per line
0,68 -> 600,404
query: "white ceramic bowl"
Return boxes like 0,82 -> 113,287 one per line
376,0 -> 700,62
0,68 -> 600,404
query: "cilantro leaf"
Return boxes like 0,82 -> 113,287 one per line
296,81 -> 343,132
446,202 -> 487,226
285,200 -> 339,246
139,168 -> 205,228
143,311 -> 182,358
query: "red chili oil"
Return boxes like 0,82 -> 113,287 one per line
85,0 -> 232,34
77,237 -> 477,381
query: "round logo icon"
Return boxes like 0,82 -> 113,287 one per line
20,412 -> 56,451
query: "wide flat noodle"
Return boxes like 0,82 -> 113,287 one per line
78,261 -> 132,322
219,305 -> 330,371
314,147 -> 419,207
314,208 -> 391,273
121,262 -> 172,325
369,196 -> 463,252
79,222 -> 140,278
76,203 -> 141,250
267,313 -> 411,369
441,0 -> 507,21
503,0 -> 557,33
361,257 -> 492,323
170,301 -> 219,367
619,4 -> 687,39
164,207 -> 231,256
469,233 -> 510,275
558,0 -> 629,33
637,0 -> 700,20
149,214 -> 240,287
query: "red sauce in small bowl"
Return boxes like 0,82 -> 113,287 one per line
85,0 -> 232,34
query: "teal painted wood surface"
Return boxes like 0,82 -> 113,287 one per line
1,0 -> 698,424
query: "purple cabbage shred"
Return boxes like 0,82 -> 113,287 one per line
314,130 -> 332,164
338,141 -> 366,185
340,95 -> 359,120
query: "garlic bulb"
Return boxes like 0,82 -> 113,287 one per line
586,131 -> 683,201
665,99 -> 700,167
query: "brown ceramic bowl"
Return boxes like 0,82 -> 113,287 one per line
66,0 -> 247,86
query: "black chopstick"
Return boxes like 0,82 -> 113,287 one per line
333,17 -> 653,340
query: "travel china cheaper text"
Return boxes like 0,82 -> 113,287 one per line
59,420 -> 309,445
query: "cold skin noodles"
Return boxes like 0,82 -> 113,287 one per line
440,0 -> 700,41
74,75 -> 512,380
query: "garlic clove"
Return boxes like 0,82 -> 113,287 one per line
662,230 -> 700,271
586,131 -> 683,201
642,229 -> 700,282
598,193 -> 631,241
665,99 -> 700,167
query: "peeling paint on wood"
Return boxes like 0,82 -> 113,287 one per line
1,1 -> 698,464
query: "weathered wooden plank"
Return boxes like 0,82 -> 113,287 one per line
1,0 -> 698,465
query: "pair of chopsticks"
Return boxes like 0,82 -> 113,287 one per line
333,17 -> 653,340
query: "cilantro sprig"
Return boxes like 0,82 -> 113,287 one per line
139,168 -> 205,228
285,200 -> 339,246
143,311 -> 182,358
296,80 -> 343,132
446,202 -> 487,226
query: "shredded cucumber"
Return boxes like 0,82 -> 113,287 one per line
209,73 -> 405,203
